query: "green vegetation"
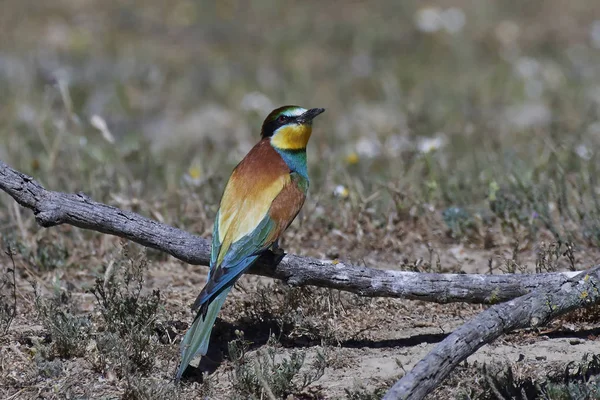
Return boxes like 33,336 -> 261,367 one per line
449,354 -> 600,400
345,384 -> 391,400
228,333 -> 327,399
27,244 -> 180,397
0,249 -> 17,336
89,245 -> 161,376
34,286 -> 91,358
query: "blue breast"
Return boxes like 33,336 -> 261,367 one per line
275,148 -> 309,181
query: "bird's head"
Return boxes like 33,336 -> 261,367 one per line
261,106 -> 325,150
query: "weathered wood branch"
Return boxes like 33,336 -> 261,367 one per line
0,159 -> 583,303
383,265 -> 600,400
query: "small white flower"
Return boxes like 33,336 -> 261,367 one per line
417,134 -> 446,154
514,57 -> 540,80
183,164 -> 204,186
441,8 -> 466,34
333,185 -> 349,198
356,137 -> 382,158
415,7 -> 443,33
575,144 -> 592,161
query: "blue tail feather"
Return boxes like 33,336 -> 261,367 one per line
176,287 -> 232,380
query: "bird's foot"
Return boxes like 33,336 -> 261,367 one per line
264,248 -> 286,265
270,240 -> 285,257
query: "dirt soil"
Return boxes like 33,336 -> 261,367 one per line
2,227 -> 600,399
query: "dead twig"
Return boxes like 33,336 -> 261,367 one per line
383,265 -> 600,400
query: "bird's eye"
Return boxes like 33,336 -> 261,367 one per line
277,115 -> 287,123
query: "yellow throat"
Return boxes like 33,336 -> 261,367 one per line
270,124 -> 313,150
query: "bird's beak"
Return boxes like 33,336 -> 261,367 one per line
298,108 -> 325,124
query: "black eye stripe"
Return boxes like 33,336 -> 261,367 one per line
279,115 -> 295,123
261,106 -> 303,138
261,115 -> 294,137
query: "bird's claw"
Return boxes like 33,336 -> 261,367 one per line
270,241 -> 285,257
264,245 -> 286,265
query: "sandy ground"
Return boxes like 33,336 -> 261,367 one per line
1,212 -> 600,400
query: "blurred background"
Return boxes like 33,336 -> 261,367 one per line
2,0 -> 600,262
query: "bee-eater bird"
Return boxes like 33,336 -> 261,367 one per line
176,105 -> 325,380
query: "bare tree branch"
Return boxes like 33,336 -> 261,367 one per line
383,265 -> 600,400
0,159 -> 583,303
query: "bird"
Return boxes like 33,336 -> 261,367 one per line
176,105 -> 325,380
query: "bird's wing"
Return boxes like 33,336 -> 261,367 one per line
193,175 -> 306,311
192,143 -> 307,311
